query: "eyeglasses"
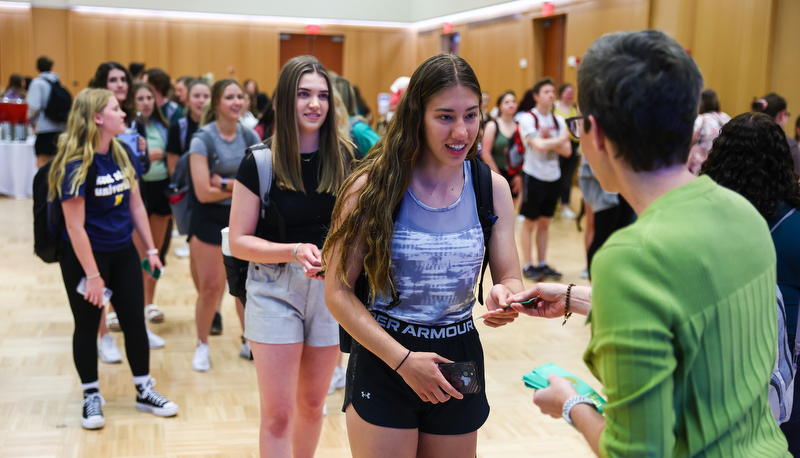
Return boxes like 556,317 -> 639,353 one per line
564,116 -> 585,139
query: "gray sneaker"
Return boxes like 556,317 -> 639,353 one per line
522,265 -> 544,281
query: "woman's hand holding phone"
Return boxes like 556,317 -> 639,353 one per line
395,351 -> 464,404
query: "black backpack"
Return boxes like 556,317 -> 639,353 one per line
340,157 -> 496,352
33,161 -> 96,263
43,79 -> 73,124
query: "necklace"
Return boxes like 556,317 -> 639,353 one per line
301,151 -> 318,162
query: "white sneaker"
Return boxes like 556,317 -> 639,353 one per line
97,333 -> 122,364
174,243 -> 190,258
580,267 -> 590,279
328,365 -> 346,394
239,339 -> 253,361
323,404 -> 328,416
192,341 -> 210,372
560,206 -> 576,219
147,328 -> 165,349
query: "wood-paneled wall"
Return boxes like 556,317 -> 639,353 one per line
2,8 -> 416,122
0,6 -> 34,92
2,2 -> 798,134
651,0 -> 776,118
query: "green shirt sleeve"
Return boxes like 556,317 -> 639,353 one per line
586,244 -> 679,457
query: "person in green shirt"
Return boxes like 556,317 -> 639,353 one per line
489,30 -> 791,457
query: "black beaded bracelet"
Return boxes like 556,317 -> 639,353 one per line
563,283 -> 576,326
394,349 -> 411,372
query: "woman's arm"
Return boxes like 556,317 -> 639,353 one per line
228,179 -> 322,278
533,375 -> 605,456
189,153 -> 232,203
148,147 -> 164,162
166,152 -> 179,177
324,177 -> 463,403
129,181 -> 163,274
480,121 -> 501,174
62,197 -> 104,307
481,172 -> 523,327
502,283 -> 592,319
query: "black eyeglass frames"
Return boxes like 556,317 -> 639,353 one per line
564,116 -> 585,139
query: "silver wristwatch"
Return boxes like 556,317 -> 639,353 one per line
562,395 -> 596,425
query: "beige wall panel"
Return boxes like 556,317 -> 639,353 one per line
772,0 -> 800,137
691,0 -> 773,116
68,14 -> 108,92
0,8 -> 34,93
341,28 -> 416,122
560,0 -> 650,88
416,32 -> 440,63
649,0 -> 696,46
166,21 -> 202,81
458,18 -> 529,107
237,25 -> 279,95
31,8 -> 69,91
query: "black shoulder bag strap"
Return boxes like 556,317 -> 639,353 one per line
470,157 -> 497,305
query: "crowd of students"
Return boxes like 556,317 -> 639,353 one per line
18,26 -> 800,457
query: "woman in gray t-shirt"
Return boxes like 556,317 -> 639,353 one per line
188,79 -> 259,373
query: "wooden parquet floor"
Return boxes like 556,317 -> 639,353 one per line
0,193 -> 597,457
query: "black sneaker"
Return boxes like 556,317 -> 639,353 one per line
82,388 -> 105,430
210,312 -> 223,336
540,264 -> 563,280
136,378 -> 179,417
522,265 -> 544,281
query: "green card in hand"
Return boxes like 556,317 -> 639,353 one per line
522,362 -> 607,413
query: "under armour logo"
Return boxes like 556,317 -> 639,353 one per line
361,391 -> 371,399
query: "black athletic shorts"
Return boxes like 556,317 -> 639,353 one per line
520,173 -> 560,220
143,178 -> 172,216
189,202 -> 230,245
34,131 -> 60,157
344,311 -> 490,435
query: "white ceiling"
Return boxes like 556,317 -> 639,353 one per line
6,0 -> 546,23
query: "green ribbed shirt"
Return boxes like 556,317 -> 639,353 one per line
585,176 -> 790,457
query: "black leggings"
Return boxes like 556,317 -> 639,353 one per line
59,241 -> 149,383
587,197 -> 634,276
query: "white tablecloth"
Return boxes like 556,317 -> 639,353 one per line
0,138 -> 37,199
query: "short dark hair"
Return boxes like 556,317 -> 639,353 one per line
577,30 -> 703,172
700,112 -> 800,219
129,62 -> 145,78
36,56 -> 53,73
698,89 -> 720,114
145,68 -> 171,96
532,77 -> 556,95
752,93 -> 787,119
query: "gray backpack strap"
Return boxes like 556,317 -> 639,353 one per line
253,147 -> 273,214
178,117 -> 188,152
194,128 -> 218,173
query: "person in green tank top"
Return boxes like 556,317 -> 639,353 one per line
492,30 -> 791,457
480,91 -> 522,198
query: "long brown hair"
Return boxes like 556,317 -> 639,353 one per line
132,82 -> 168,128
272,55 -> 353,194
200,79 -> 241,127
322,53 -> 483,297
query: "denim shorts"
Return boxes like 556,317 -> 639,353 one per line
244,261 -> 339,346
